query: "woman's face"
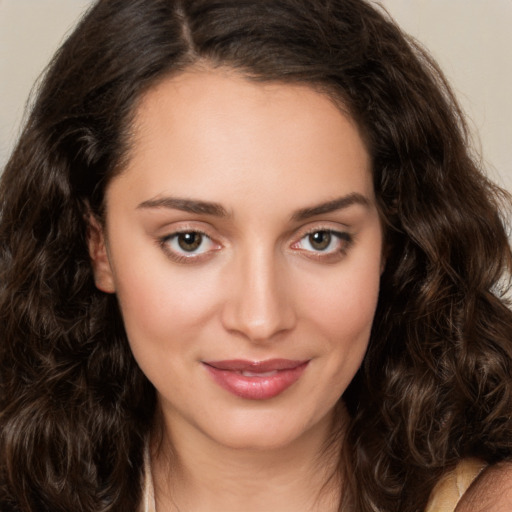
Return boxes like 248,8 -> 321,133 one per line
90,69 -> 383,451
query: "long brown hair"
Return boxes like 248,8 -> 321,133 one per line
1,1 -> 512,511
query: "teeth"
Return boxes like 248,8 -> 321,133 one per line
241,370 -> 278,378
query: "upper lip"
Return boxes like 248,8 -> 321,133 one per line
203,359 -> 309,372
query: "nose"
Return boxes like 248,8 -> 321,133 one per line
220,247 -> 297,343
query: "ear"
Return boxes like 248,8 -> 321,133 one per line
87,214 -> 116,293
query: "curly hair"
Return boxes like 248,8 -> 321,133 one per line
1,1 -> 512,511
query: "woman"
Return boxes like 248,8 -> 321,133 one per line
1,0 -> 511,511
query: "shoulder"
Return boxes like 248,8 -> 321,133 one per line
455,462 -> 512,512
425,459 -> 486,512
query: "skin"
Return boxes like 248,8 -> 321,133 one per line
89,67 -> 384,511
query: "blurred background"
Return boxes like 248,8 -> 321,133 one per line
1,0 -> 511,190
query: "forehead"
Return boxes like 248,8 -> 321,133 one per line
109,68 -> 373,212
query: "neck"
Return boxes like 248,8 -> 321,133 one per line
150,405 -> 349,512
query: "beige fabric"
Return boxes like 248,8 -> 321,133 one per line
140,442 -> 156,512
139,446 -> 485,512
425,459 -> 486,512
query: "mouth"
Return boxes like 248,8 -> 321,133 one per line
202,359 -> 310,400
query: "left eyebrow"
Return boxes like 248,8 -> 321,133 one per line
137,196 -> 229,217
291,193 -> 371,221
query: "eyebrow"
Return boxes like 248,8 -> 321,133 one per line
137,192 -> 370,220
137,197 -> 229,217
291,193 -> 370,221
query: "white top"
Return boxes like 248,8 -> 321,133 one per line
140,442 -> 156,512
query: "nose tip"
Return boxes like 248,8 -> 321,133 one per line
229,310 -> 292,343
220,260 -> 296,343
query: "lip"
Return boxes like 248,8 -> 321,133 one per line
202,359 -> 309,400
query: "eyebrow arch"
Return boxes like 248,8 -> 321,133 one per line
291,193 -> 370,221
137,197 -> 229,217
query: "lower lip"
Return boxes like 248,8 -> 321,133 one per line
203,362 -> 309,400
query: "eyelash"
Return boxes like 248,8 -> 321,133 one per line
158,227 -> 354,264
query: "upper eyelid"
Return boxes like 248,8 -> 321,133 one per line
163,227 -> 211,238
293,223 -> 352,239
157,221 -> 219,240
300,226 -> 347,235
293,229 -> 352,245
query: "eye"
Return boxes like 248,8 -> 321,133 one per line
161,231 -> 220,261
292,229 -> 352,257
175,232 -> 205,252
304,231 -> 334,251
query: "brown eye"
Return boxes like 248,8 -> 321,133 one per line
177,232 -> 203,252
161,230 -> 220,263
292,228 -> 353,259
308,231 -> 331,251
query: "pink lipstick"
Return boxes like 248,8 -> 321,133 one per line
203,359 -> 309,400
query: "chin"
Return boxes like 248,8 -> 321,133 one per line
212,428 -> 305,452
202,407 -> 333,453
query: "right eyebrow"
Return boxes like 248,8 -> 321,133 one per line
137,196 -> 229,217
290,193 -> 370,221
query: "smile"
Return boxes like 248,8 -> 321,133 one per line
202,359 -> 310,400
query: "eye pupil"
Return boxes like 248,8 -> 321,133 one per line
178,232 -> 202,251
309,231 -> 331,251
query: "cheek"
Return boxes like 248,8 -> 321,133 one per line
113,270 -> 217,391
308,268 -> 380,397
112,259 -> 223,355
294,247 -> 382,399
299,263 -> 381,340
